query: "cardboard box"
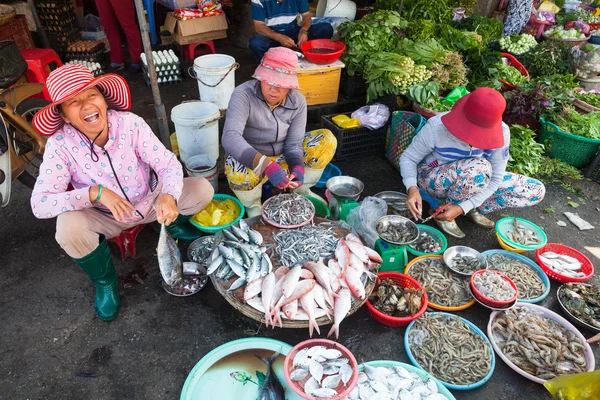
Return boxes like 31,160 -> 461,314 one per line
164,13 -> 228,45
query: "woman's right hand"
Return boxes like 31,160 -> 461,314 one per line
264,162 -> 290,189
406,186 -> 423,221
89,185 -> 136,222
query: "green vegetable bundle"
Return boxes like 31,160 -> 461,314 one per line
521,41 -> 572,77
404,19 -> 435,41
364,52 -> 432,102
463,47 -> 503,90
401,0 -> 453,24
507,125 -> 544,176
552,108 -> 600,139
435,24 -> 483,52
338,11 -> 408,76
452,16 -> 503,43
497,63 -> 528,86
574,91 -> 600,108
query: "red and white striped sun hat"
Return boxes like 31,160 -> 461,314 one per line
33,64 -> 131,136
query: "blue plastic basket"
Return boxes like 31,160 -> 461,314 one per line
481,249 -> 550,304
189,194 -> 245,233
404,312 -> 496,390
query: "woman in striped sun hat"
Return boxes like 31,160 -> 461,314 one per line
30,64 -> 214,321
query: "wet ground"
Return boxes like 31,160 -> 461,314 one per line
1,40 -> 599,399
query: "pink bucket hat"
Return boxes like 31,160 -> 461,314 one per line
33,64 -> 131,137
252,47 -> 300,90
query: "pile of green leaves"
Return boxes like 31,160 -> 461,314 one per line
507,125 -> 544,176
552,108 -> 600,139
521,41 -> 572,77
396,38 -> 468,90
537,156 -> 584,182
401,0 -> 453,24
432,98 -> 453,112
452,16 -> 503,43
436,24 -> 483,52
374,0 -> 398,10
408,81 -> 440,108
463,47 -> 503,90
404,19 -> 435,41
574,91 -> 600,108
497,63 -> 529,86
338,11 -> 407,76
364,53 -> 432,102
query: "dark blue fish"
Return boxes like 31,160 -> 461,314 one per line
256,351 -> 284,400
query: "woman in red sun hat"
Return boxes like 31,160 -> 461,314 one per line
400,88 -> 545,238
30,64 -> 214,321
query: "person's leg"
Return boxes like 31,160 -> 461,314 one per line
249,34 -> 280,60
96,0 -> 125,66
307,22 -> 334,40
478,173 -> 546,214
110,0 -> 143,65
295,129 -> 337,196
225,155 -> 266,217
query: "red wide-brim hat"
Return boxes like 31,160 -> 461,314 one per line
33,64 -> 131,137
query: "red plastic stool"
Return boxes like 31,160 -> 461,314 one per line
19,49 -> 63,102
181,41 -> 216,61
108,224 -> 147,261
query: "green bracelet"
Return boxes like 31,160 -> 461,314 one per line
95,185 -> 103,202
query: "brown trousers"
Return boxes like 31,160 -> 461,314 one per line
55,177 -> 214,258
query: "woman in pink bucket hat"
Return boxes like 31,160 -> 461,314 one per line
222,47 -> 337,216
30,64 -> 214,321
400,88 -> 546,238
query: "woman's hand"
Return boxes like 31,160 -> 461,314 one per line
90,185 -> 136,222
155,194 -> 179,226
406,186 -> 422,221
435,204 -> 464,221
264,161 -> 290,189
278,34 -> 296,48
287,165 -> 304,189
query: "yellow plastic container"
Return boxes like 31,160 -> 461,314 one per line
331,114 -> 361,129
496,232 -> 528,254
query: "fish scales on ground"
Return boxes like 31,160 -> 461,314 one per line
409,314 -> 492,386
263,193 -> 314,227
289,345 -> 354,398
473,271 -> 516,301
344,364 -> 450,400
559,283 -> 600,329
408,232 -> 442,253
274,224 -> 338,267
451,254 -> 482,275
256,351 -> 285,400
377,220 -> 418,244
539,251 -> 585,278
486,253 -> 545,300
406,258 -> 472,307
368,279 -> 423,317
157,224 -> 183,288
507,217 -> 541,246
492,306 -> 588,380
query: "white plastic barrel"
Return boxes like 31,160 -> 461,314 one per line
171,101 -> 220,164
316,0 -> 356,21
184,154 -> 219,193
189,54 -> 239,110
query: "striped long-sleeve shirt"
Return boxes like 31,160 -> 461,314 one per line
399,113 -> 511,214
251,0 -> 309,32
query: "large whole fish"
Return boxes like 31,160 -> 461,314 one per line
157,224 -> 183,287
256,351 -> 285,400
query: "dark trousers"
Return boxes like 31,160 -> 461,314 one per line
249,23 -> 334,60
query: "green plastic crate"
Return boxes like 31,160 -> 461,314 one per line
539,117 -> 600,168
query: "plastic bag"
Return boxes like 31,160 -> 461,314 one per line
351,104 -> 390,130
538,0 -> 561,13
442,87 -> 469,105
570,44 -> 600,79
544,369 -> 600,399
347,196 -> 387,248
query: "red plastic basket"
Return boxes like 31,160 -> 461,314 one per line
500,52 -> 529,90
469,270 -> 518,308
284,339 -> 359,400
365,272 -> 428,327
589,23 -> 600,31
535,243 -> 594,283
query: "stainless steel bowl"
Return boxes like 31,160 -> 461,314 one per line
374,191 -> 410,217
375,215 -> 419,245
443,245 -> 488,276
326,175 -> 365,199
187,235 -> 216,265
557,284 -> 600,333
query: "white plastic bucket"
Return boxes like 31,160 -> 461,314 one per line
189,54 -> 239,110
316,0 -> 356,20
171,101 -> 220,163
184,154 -> 219,193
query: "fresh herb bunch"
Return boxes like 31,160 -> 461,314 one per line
552,108 -> 600,139
338,11 -> 408,76
537,156 -> 584,182
555,12 -> 578,27
404,19 -> 435,40
402,0 -> 453,24
521,41 -> 572,77
507,125 -> 545,176
436,24 -> 483,52
408,81 -> 440,108
574,91 -> 600,108
432,98 -> 453,112
364,52 -> 432,102
452,16 -> 504,43
463,47 -> 503,90
497,63 -> 528,86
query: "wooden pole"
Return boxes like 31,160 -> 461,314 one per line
398,0 -> 404,16
133,0 -> 171,150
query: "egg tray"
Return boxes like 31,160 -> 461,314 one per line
142,73 -> 182,87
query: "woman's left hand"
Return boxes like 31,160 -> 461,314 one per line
435,204 -> 464,221
155,194 -> 179,225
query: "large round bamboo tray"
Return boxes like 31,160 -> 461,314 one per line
209,216 -> 379,328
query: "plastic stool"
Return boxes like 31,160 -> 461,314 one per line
108,224 -> 146,261
181,41 -> 216,61
19,49 -> 63,102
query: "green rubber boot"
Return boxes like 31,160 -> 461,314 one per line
73,236 -> 120,321
165,215 -> 202,241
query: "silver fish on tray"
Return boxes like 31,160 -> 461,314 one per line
262,193 -> 314,227
539,251 -> 585,278
507,217 -> 541,246
257,351 -> 285,400
273,224 -> 337,267
157,223 -> 183,287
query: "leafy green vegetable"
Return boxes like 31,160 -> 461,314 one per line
364,53 -> 431,102
574,91 -> 600,108
432,98 -> 453,112
404,19 -> 435,41
507,125 -> 545,176
408,82 -> 440,107
543,207 -> 556,213
537,156 -> 585,182
338,11 -> 408,76
521,41 -> 572,77
552,109 -> 600,139
452,16 -> 503,43
463,47 -> 503,90
401,0 -> 453,24
435,24 -> 483,52
497,63 -> 528,86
